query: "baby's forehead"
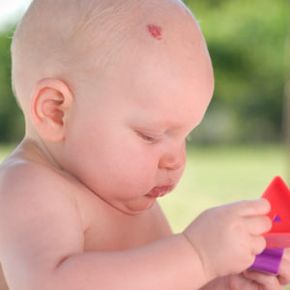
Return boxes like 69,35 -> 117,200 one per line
12,0 -> 206,110
28,0 -> 197,54
70,0 -> 199,58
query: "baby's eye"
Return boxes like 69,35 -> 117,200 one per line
136,131 -> 159,143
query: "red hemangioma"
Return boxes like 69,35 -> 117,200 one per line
146,24 -> 162,40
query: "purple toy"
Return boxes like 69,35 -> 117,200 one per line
249,248 -> 284,275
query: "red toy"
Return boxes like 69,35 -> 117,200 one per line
262,176 -> 290,248
249,176 -> 290,275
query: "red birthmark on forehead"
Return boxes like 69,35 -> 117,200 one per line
147,24 -> 162,40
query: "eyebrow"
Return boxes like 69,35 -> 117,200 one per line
135,115 -> 202,134
135,119 -> 184,131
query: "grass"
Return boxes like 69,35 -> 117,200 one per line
1,143 -> 289,288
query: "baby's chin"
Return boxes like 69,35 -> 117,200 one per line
105,195 -> 157,216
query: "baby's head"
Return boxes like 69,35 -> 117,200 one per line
11,0 -> 214,215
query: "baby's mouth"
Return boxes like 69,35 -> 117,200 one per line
145,185 -> 175,198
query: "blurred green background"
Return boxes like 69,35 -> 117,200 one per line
0,0 -> 289,145
0,0 -> 289,232
0,0 -> 290,288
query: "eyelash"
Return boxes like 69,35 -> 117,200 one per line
136,131 -> 159,143
137,131 -> 192,144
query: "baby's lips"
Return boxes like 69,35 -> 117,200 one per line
146,185 -> 175,198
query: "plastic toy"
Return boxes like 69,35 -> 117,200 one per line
249,176 -> 290,275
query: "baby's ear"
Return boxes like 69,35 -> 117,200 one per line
31,78 -> 73,142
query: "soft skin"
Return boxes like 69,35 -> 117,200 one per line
0,0 -> 289,289
12,0 -> 214,215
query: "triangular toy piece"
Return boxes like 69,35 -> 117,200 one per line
262,176 -> 290,233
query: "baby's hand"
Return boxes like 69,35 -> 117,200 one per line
226,249 -> 290,290
225,273 -> 281,290
183,199 -> 271,279
278,248 -> 290,286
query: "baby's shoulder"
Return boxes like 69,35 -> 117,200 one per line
0,157 -> 72,197
0,156 -> 81,219
0,156 -> 89,232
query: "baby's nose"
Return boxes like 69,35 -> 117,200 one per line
158,145 -> 186,171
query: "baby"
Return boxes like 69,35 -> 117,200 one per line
0,0 -> 289,289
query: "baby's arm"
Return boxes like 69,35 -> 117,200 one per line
0,165 -> 208,290
0,264 -> 9,290
0,164 -> 271,290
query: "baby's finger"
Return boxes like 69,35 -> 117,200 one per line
227,274 -> 259,290
243,270 -> 282,290
251,236 -> 267,255
235,199 -> 271,217
278,248 -> 290,285
246,216 -> 272,235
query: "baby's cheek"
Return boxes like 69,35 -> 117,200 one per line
117,148 -> 156,179
111,145 -> 157,186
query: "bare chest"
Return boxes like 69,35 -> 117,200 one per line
0,188 -> 171,290
75,191 -> 172,252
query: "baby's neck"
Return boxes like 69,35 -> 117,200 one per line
10,138 -> 62,172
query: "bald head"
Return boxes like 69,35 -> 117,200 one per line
11,0 -> 205,112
